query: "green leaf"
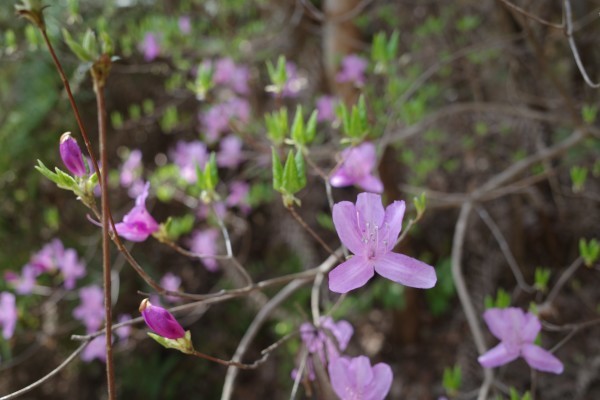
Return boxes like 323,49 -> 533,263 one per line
291,105 -> 305,145
62,28 -> 92,62
265,108 -> 288,144
295,150 -> 306,189
579,238 -> 600,267
305,110 -> 318,143
282,150 -> 301,194
82,29 -> 97,59
272,147 -> 283,191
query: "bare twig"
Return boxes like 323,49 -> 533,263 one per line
497,0 -> 563,29
564,0 -> 600,88
288,206 -> 336,255
544,257 -> 585,306
0,341 -> 89,400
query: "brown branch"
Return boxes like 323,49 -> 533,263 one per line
497,0 -> 563,29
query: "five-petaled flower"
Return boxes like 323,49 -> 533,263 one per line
329,193 -> 437,293
478,307 -> 563,374
115,182 -> 159,242
328,355 -> 393,400
330,142 -> 383,194
139,298 -> 186,339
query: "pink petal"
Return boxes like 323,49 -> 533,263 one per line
365,362 -> 393,400
332,201 -> 364,255
522,344 -> 564,374
328,357 -> 353,398
478,343 -> 519,368
521,312 -> 542,342
483,308 -> 511,341
382,200 -> 406,248
374,252 -> 436,289
356,174 -> 384,193
350,356 -> 374,392
330,169 -> 355,188
356,193 -> 385,229
328,256 -> 374,293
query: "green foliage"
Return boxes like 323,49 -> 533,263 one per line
579,238 -> 600,267
509,388 -> 532,400
188,62 -> 213,100
160,105 -> 179,132
158,215 -> 195,242
534,267 -> 551,293
265,107 -> 288,145
337,95 -> 369,143
288,105 -> 318,148
196,153 -> 219,203
582,104 -> 597,124
371,30 -> 399,73
266,55 -> 287,94
413,193 -> 427,219
316,212 -> 334,231
272,148 -> 306,206
484,288 -> 511,309
570,166 -> 588,193
442,364 -> 462,396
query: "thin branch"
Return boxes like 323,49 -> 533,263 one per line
0,341 -> 89,400
311,271 -> 325,325
476,206 -> 534,293
288,206 -> 336,255
544,257 -> 584,305
564,0 -> 600,88
497,0 -> 563,29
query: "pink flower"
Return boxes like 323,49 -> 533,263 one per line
189,228 -> 219,272
329,193 -> 437,293
81,335 -> 107,363
116,314 -> 132,341
169,141 -> 208,184
330,142 -> 384,193
60,248 -> 86,290
9,265 -> 38,295
216,135 -> 243,169
225,181 -> 251,215
316,95 -> 338,123
178,16 -> 191,34
293,316 -> 353,381
140,298 -> 186,339
160,273 -> 182,303
120,149 -> 144,198
201,98 -> 250,142
140,33 -> 160,61
336,54 -> 368,86
281,62 -> 306,98
115,182 -> 159,242
0,292 -> 17,340
478,307 -> 564,374
213,58 -> 250,95
73,285 -> 104,333
328,356 -> 393,400
30,239 -> 64,273
59,132 -> 87,177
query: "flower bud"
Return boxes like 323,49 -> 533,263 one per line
139,298 -> 185,339
59,132 -> 87,177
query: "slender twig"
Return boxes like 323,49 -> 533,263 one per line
564,0 -> 600,88
497,0 -> 563,29
221,279 -> 310,400
544,257 -> 584,305
476,206 -> 534,293
288,206 -> 336,255
311,271 -> 325,325
0,341 -> 89,400
290,348 -> 309,400
92,58 -> 116,400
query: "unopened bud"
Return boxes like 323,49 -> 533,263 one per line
59,132 -> 86,177
140,298 -> 186,339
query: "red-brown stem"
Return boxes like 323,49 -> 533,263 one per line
93,75 -> 116,399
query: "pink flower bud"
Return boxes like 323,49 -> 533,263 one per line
139,299 -> 185,339
59,132 -> 87,177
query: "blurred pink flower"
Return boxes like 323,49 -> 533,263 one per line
226,181 -> 251,215
330,142 -> 383,193
116,314 -> 132,341
329,193 -> 437,293
217,135 -> 244,169
73,285 -> 104,333
30,239 -> 64,273
328,356 -> 393,400
0,292 -> 17,340
161,272 -> 182,303
479,307 -> 564,374
213,58 -> 250,95
120,149 -> 145,198
60,248 -> 86,290
189,228 -> 220,272
115,182 -> 159,242
178,16 -> 191,34
316,95 -> 338,123
336,54 -> 368,86
201,98 -> 250,142
169,140 -> 208,184
140,33 -> 160,61
81,335 -> 107,363
281,62 -> 306,98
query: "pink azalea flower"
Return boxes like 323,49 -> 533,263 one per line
213,58 -> 250,95
115,182 -> 159,242
30,239 -> 64,273
116,314 -> 132,341
328,356 -> 393,400
225,181 -> 251,215
60,248 -> 86,290
9,265 -> 38,295
140,33 -> 160,61
59,132 -> 87,177
201,98 -> 250,142
330,142 -> 384,193
316,95 -> 338,123
336,54 -> 368,86
160,273 -> 182,303
293,316 -> 353,381
216,135 -> 243,169
120,149 -> 144,198
73,285 -> 104,333
81,335 -> 107,363
189,228 -> 219,272
0,292 -> 17,340
281,62 -> 306,98
478,307 -> 564,374
140,298 -> 185,339
169,140 -> 208,184
329,193 -> 437,293
178,16 -> 191,35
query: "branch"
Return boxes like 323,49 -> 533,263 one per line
564,0 -> 600,88
497,0 -> 563,29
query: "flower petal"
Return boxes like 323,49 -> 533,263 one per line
356,193 -> 385,230
328,357 -> 354,398
350,356 -> 374,394
332,201 -> 364,255
383,200 -> 406,249
374,252 -> 436,289
521,312 -> 542,342
330,169 -> 355,188
478,343 -> 519,368
328,256 -> 374,293
522,344 -> 564,374
483,308 -> 511,341
365,362 -> 393,400
356,174 -> 384,193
